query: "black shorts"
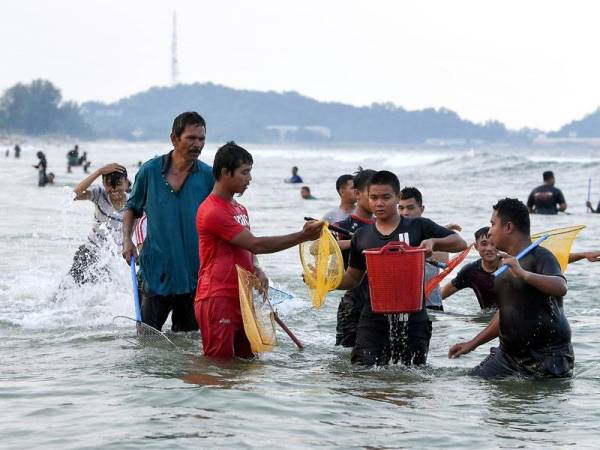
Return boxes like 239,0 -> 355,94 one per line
351,301 -> 432,366
140,284 -> 198,332
335,290 -> 366,347
470,346 -> 574,379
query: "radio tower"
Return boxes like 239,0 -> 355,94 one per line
171,11 -> 179,86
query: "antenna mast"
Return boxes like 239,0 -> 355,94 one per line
171,11 -> 179,86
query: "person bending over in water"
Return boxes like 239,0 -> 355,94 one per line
448,198 -> 574,379
323,174 -> 356,224
69,163 -> 128,284
33,151 -> 48,187
442,227 -> 600,311
398,186 -> 462,311
335,171 -> 466,366
196,142 -> 322,359
332,168 -> 376,347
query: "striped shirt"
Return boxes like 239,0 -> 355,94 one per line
87,186 -> 127,247
134,214 -> 147,247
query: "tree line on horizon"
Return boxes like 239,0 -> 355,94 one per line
0,79 -> 597,142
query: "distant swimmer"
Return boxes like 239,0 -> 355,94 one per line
442,226 -> 600,311
335,171 -> 466,366
32,151 -> 48,187
122,112 -> 214,333
69,163 -> 128,284
285,166 -> 303,183
14,144 -> 21,158
448,198 -> 574,379
322,174 -> 356,224
46,172 -> 55,184
527,170 -> 567,214
195,142 -> 322,359
398,186 -> 462,311
300,186 -> 316,200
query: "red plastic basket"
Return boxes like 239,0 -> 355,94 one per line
364,241 -> 425,313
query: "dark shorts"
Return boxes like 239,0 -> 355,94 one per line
336,291 -> 366,347
140,285 -> 198,332
195,296 -> 253,359
470,346 -> 574,379
351,301 -> 432,366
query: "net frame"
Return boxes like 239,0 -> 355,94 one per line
299,223 -> 344,309
236,265 -> 278,353
531,225 -> 586,272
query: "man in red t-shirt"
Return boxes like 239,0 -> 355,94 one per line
196,142 -> 322,359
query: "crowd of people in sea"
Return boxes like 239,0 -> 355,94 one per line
11,111 -> 600,379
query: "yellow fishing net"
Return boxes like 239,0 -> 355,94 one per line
236,265 -> 277,353
299,223 -> 344,309
531,225 -> 585,272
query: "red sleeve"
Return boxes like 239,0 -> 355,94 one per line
199,201 -> 246,242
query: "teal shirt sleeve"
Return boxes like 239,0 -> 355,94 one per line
126,165 -> 148,218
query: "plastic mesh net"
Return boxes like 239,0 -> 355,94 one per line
299,223 -> 344,309
424,245 -> 473,298
531,225 -> 586,272
236,265 -> 277,353
112,316 -> 178,349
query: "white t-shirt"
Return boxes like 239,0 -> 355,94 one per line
87,186 -> 127,247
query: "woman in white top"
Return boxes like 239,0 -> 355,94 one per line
69,163 -> 128,284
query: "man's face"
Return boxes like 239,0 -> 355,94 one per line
355,188 -> 372,213
368,184 -> 399,221
475,233 -> 498,263
547,176 -> 555,186
340,180 -> 357,204
223,163 -> 252,195
301,187 -> 311,199
398,198 -> 424,218
171,124 -> 206,162
489,210 -> 509,252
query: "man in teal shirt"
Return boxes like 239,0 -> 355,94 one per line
122,112 -> 214,331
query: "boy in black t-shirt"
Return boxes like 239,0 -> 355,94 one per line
333,169 -> 376,347
336,171 -> 467,366
448,198 -> 574,378
442,227 -> 499,309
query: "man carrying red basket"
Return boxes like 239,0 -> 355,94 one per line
336,171 -> 467,366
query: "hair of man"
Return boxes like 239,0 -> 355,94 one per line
353,168 -> 377,192
171,112 -> 207,138
367,170 -> 400,194
400,186 -> 423,206
492,198 -> 530,236
212,141 -> 253,180
336,174 -> 354,194
474,226 -> 490,241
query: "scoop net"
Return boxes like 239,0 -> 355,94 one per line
236,265 -> 277,353
299,223 -> 344,309
531,225 -> 585,272
112,316 -> 178,349
424,245 -> 473,298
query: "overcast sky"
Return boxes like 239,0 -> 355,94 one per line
2,0 -> 599,131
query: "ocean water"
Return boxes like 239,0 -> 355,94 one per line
2,140 -> 600,449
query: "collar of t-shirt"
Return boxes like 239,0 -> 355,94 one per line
160,150 -> 200,174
